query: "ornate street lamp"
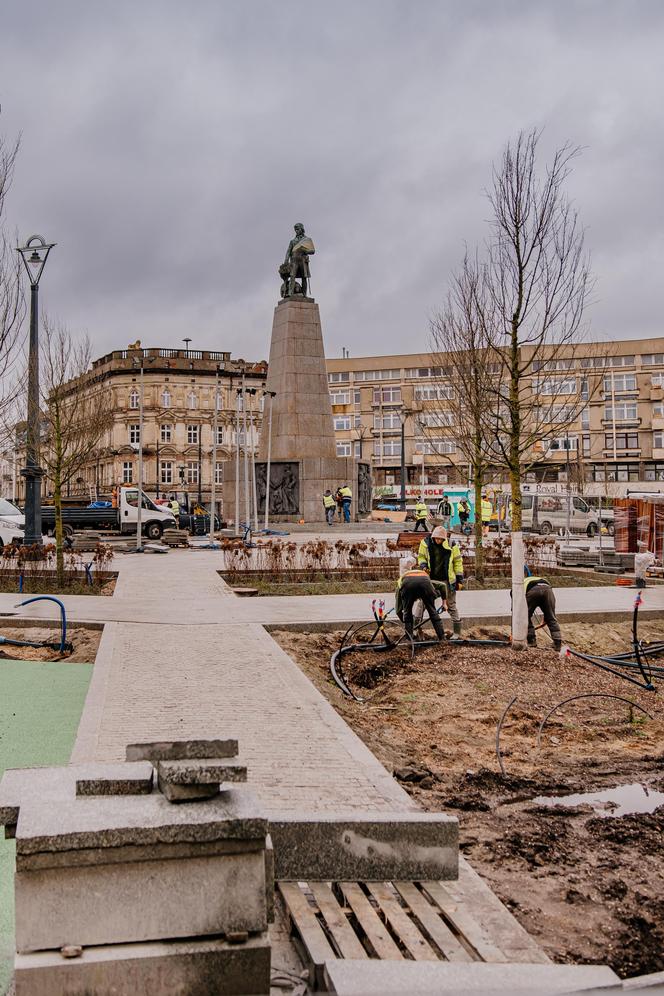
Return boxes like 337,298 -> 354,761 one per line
16,235 -> 56,545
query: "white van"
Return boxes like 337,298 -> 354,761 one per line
0,498 -> 50,548
520,493 -> 601,537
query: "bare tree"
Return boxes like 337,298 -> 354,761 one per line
482,129 -> 595,645
0,131 -> 25,422
429,254 -> 502,580
40,319 -> 113,583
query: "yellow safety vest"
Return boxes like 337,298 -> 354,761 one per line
340,487 -> 352,499
415,501 -> 428,519
323,494 -> 336,508
481,499 -> 492,521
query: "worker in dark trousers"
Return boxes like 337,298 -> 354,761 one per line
525,570 -> 562,651
395,567 -> 446,641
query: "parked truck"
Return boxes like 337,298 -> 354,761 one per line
41,486 -> 176,540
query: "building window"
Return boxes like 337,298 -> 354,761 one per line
334,416 -> 351,430
373,411 -> 402,431
353,414 -> 363,427
654,432 -> 664,449
336,441 -> 352,457
373,438 -> 402,457
582,434 -> 591,455
355,369 -> 400,382
547,436 -> 578,452
215,426 -> 224,445
415,439 -> 456,455
593,462 -> 640,483
652,373 -> 664,387
653,403 -> 664,418
160,423 -> 173,443
187,390 -> 198,410
122,461 -> 133,483
372,387 -> 402,405
186,461 -> 199,484
187,424 -> 200,444
328,372 -> 350,383
161,461 -> 173,485
643,354 -> 664,366
128,424 -> 140,445
354,441 -> 362,457
129,389 -> 139,410
215,461 -> 224,484
604,373 -> 637,393
330,391 -> 351,405
417,411 -> 454,428
644,462 -> 664,481
604,402 -> 638,421
414,385 -> 453,401
604,432 -> 639,450
161,389 -> 172,407
354,390 -> 361,405
539,377 -> 577,396
581,407 -> 590,429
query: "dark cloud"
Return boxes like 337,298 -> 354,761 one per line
1,0 -> 662,363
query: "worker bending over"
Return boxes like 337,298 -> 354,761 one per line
525,570 -> 562,651
395,567 -> 446,641
417,526 -> 464,639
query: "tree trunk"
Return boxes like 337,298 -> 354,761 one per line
509,320 -> 527,648
54,418 -> 64,587
473,466 -> 484,582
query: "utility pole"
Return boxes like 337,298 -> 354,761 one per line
242,374 -> 250,531
234,386 -> 241,536
210,368 -> 220,543
263,390 -> 276,531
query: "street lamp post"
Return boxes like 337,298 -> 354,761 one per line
209,368 -> 221,544
399,408 -> 408,510
16,235 -> 56,545
132,354 -> 155,551
263,390 -> 276,531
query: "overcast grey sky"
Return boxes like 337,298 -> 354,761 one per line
1,1 -> 662,362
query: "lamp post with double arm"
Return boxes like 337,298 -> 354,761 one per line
16,235 -> 56,546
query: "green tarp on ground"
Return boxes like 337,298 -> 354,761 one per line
0,660 -> 92,995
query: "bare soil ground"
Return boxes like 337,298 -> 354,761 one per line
272,619 -> 664,978
0,577 -> 116,596
0,625 -> 102,662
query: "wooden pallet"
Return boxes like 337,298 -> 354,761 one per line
161,529 -> 190,548
279,880 -> 509,988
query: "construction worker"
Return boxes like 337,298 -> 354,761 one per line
335,487 -> 344,521
323,489 -> 336,525
458,497 -> 471,534
438,493 -> 452,530
395,566 -> 445,641
339,483 -> 352,523
481,493 -> 492,536
524,569 -> 562,651
413,496 -> 429,532
417,525 -> 464,639
169,494 -> 180,525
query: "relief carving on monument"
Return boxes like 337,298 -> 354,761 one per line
256,462 -> 300,515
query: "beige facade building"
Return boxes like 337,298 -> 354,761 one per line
325,337 -> 664,496
4,336 -> 664,512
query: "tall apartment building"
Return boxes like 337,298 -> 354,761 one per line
5,336 -> 663,511
325,337 -> 664,496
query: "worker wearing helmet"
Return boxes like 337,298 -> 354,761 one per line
481,493 -> 492,536
417,525 -> 464,639
395,566 -> 446,641
413,497 -> 429,532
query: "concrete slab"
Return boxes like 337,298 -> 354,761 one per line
323,960 -> 620,995
14,934 -> 270,996
75,762 -> 153,796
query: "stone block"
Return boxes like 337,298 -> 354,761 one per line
15,934 -> 271,996
75,762 -> 154,797
157,780 -> 221,803
125,738 -> 238,762
323,961 -> 620,995
15,850 -> 268,952
157,759 -> 248,785
269,812 -> 458,882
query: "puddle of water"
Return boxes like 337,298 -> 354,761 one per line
534,783 -> 664,818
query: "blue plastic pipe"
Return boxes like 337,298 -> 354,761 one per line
15,595 -> 67,653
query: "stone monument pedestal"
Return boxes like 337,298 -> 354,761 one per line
224,298 -> 371,524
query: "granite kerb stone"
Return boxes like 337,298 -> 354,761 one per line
16,836 -> 266,872
157,759 -> 248,785
126,738 -> 239,762
269,812 -> 458,882
76,762 -> 154,796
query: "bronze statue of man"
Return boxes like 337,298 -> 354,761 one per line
283,223 -> 315,297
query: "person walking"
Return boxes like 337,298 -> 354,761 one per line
395,566 -> 446,641
458,497 -> 471,534
323,489 -> 336,525
481,493 -> 492,537
339,483 -> 352,523
417,526 -> 464,639
413,496 -> 429,532
438,494 -> 452,530
524,569 -> 562,651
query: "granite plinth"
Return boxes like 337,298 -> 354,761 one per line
270,812 -> 458,882
0,766 -> 266,854
16,850 -> 268,952
14,935 -> 271,996
126,738 -> 238,762
75,762 -> 153,796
